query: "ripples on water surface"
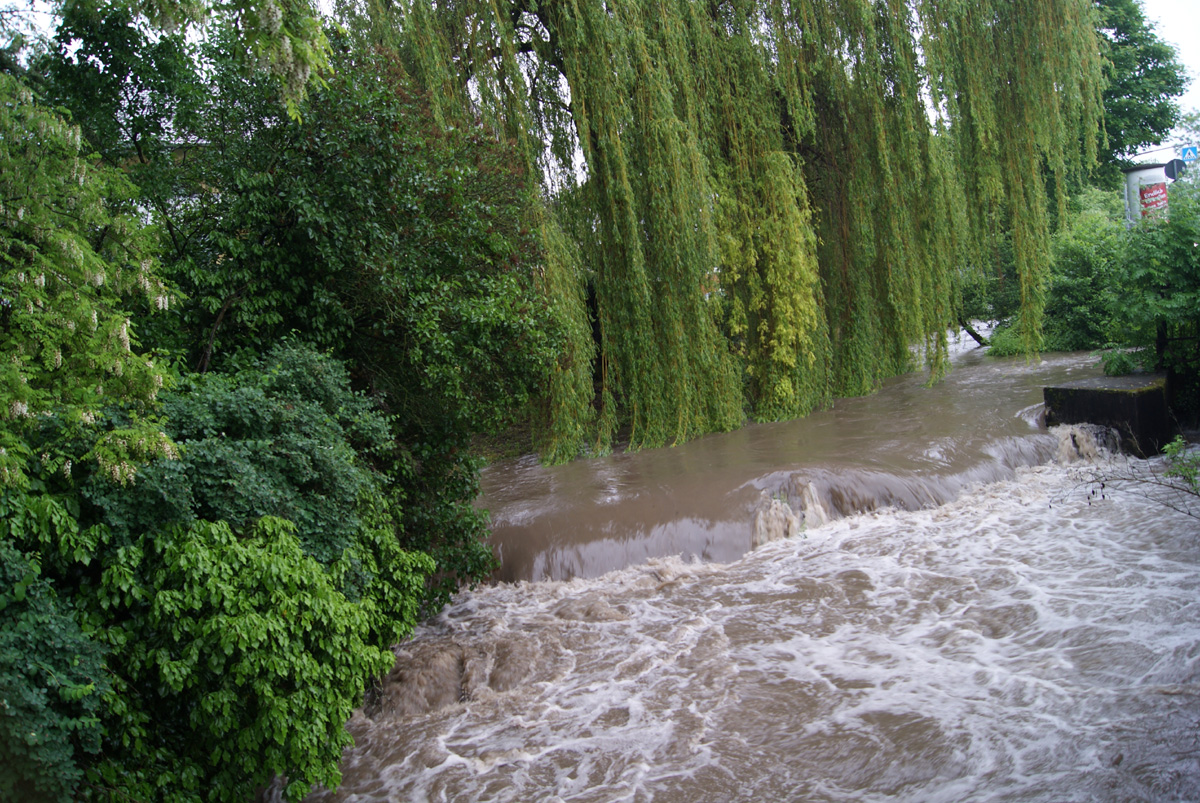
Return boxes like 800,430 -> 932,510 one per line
309,350 -> 1200,802
479,349 -> 1106,583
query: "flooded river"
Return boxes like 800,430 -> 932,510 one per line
309,345 -> 1200,802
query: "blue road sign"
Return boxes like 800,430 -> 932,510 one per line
1182,145 -> 1199,163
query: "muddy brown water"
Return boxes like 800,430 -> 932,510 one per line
308,345 -> 1200,802
481,346 -> 1098,583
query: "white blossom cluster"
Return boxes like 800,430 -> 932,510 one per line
258,0 -> 283,35
105,460 -> 136,485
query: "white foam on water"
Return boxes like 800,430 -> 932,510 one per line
310,459 -> 1200,802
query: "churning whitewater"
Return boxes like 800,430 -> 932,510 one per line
308,350 -> 1200,802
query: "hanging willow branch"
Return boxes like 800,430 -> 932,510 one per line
373,0 -> 1103,459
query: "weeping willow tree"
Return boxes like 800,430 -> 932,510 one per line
347,0 -> 1103,458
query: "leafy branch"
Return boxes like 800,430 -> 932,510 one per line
1069,435 -> 1200,519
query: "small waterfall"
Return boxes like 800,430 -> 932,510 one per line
751,492 -> 802,547
1052,422 -> 1120,464
798,481 -> 831,529
746,424 -> 1126,545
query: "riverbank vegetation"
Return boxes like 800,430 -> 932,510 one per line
0,0 -> 1189,799
980,179 -> 1199,423
2,14 -> 549,798
967,0 -> 1196,423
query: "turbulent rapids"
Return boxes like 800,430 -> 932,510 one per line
307,348 -> 1200,802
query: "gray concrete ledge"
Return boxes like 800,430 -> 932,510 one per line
1044,374 -> 1172,456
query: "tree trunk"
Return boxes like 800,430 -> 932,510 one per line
959,318 -> 990,348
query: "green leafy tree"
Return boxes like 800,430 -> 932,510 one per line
1105,178 -> 1200,417
0,70 -> 171,489
0,72 -> 168,794
3,0 -> 330,117
35,0 -> 201,172
1168,110 -> 1200,157
138,39 -> 560,422
292,55 -> 559,602
969,0 -> 1185,347
379,0 -> 1107,441
1094,0 -> 1189,185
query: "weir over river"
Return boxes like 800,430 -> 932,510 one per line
309,342 -> 1200,802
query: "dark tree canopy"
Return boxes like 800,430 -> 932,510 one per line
1094,0 -> 1188,184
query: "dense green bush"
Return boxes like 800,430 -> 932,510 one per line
1164,435 -> 1199,494
3,343 -> 434,800
0,541 -> 107,803
83,516 -> 409,802
982,323 -> 1025,357
985,179 -> 1199,418
85,342 -> 437,638
1041,189 -> 1124,352
1108,179 -> 1200,417
89,344 -> 393,557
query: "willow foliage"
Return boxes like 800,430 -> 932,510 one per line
368,0 -> 1103,457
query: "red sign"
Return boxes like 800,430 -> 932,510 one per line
1139,182 -> 1169,218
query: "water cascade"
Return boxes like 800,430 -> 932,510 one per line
308,348 -> 1200,801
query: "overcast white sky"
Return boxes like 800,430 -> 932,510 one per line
1140,0 -> 1200,115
